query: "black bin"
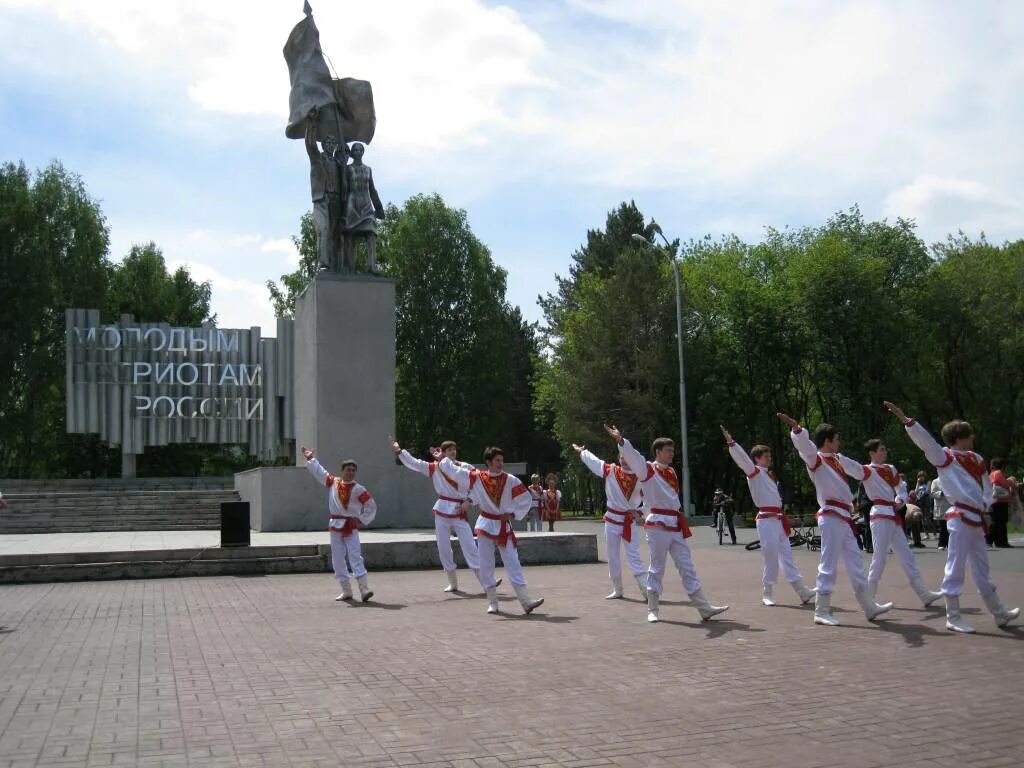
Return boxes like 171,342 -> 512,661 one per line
220,501 -> 251,548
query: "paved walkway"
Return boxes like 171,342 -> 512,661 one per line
1,525 -> 1022,767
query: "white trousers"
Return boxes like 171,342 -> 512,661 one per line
867,517 -> 923,586
645,527 -> 701,596
526,510 -> 544,532
756,517 -> 803,586
941,517 -> 996,597
329,530 -> 366,581
476,536 -> 526,588
434,515 -> 480,571
815,515 -> 867,596
605,521 -> 646,582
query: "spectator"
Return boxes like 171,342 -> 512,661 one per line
902,477 -> 926,548
712,489 -> 737,545
914,471 -> 934,539
525,474 -> 544,532
856,482 -> 873,552
989,458 -> 1016,548
542,473 -> 562,532
931,475 -> 950,550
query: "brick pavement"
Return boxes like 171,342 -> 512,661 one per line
1,524 -> 1022,768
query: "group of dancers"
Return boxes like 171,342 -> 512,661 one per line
303,401 -> 1020,634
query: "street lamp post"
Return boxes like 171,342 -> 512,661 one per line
631,224 -> 693,515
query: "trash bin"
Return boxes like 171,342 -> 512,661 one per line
220,501 -> 251,548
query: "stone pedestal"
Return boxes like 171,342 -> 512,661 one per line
236,273 -> 435,530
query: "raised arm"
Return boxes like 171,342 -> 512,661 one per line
884,401 -> 947,467
438,455 -> 473,494
838,453 -> 870,481
575,443 -> 608,478
394,445 -> 431,476
722,426 -> 756,475
302,446 -> 331,486
778,413 -> 818,468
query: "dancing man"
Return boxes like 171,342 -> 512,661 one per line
721,426 -> 815,607
883,402 -> 1020,632
573,441 -> 647,600
436,446 -> 544,615
302,446 -> 377,602
776,414 -> 892,626
392,438 -> 484,594
604,424 -> 728,623
861,438 -> 942,608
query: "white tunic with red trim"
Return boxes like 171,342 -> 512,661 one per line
579,449 -> 642,537
397,449 -> 468,519
438,457 -> 532,545
617,438 -> 689,534
863,463 -> 908,522
905,421 -> 993,525
790,428 -> 863,519
306,457 -> 377,533
727,440 -> 783,510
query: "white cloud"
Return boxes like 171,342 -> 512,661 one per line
261,237 -> 300,266
167,257 -> 278,336
883,176 -> 1024,244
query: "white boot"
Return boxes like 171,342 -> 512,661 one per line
689,589 -> 729,621
813,592 -> 840,626
513,584 -> 544,614
790,578 -> 816,604
443,570 -> 459,593
356,575 -> 373,603
982,590 -> 1021,627
635,573 -> 649,601
945,595 -> 975,633
605,575 -> 623,600
647,591 -> 660,623
761,585 -> 775,607
910,577 -> 942,607
485,586 -> 499,614
856,589 -> 892,621
335,577 -> 353,602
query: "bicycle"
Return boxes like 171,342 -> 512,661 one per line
716,505 -> 727,545
744,513 -> 820,551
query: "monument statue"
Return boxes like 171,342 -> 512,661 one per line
342,143 -> 385,274
305,106 -> 345,272
283,2 -> 381,275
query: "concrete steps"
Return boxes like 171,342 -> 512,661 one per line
0,480 -> 240,533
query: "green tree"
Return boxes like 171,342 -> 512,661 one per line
0,160 -> 113,477
266,212 -> 317,317
107,241 -> 213,325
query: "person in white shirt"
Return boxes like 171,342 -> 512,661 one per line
302,446 -> 378,602
573,441 -> 647,600
604,424 -> 728,624
930,475 -> 950,549
776,413 -> 892,626
861,438 -> 942,608
526,474 -> 544,532
392,438 -> 484,594
721,426 -> 815,607
435,445 -> 543,615
884,402 -> 1020,632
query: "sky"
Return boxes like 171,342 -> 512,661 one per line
2,0 -> 1022,334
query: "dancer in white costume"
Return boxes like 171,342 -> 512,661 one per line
884,402 -> 1020,633
776,414 -> 892,626
392,438 -> 489,594
720,426 -> 815,607
436,446 -> 544,615
302,446 -> 377,602
572,441 -> 647,600
860,438 -> 942,608
604,424 -> 728,624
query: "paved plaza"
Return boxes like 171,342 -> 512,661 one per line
1,522 -> 1023,768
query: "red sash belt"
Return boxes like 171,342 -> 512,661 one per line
434,496 -> 468,520
328,514 -> 359,538
644,508 -> 692,538
870,499 -> 896,507
756,506 -> 791,535
869,512 -> 902,525
945,503 -> 990,533
477,510 -> 517,548
603,508 -> 638,542
816,506 -> 858,538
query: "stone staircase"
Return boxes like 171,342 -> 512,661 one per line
0,478 -> 240,533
